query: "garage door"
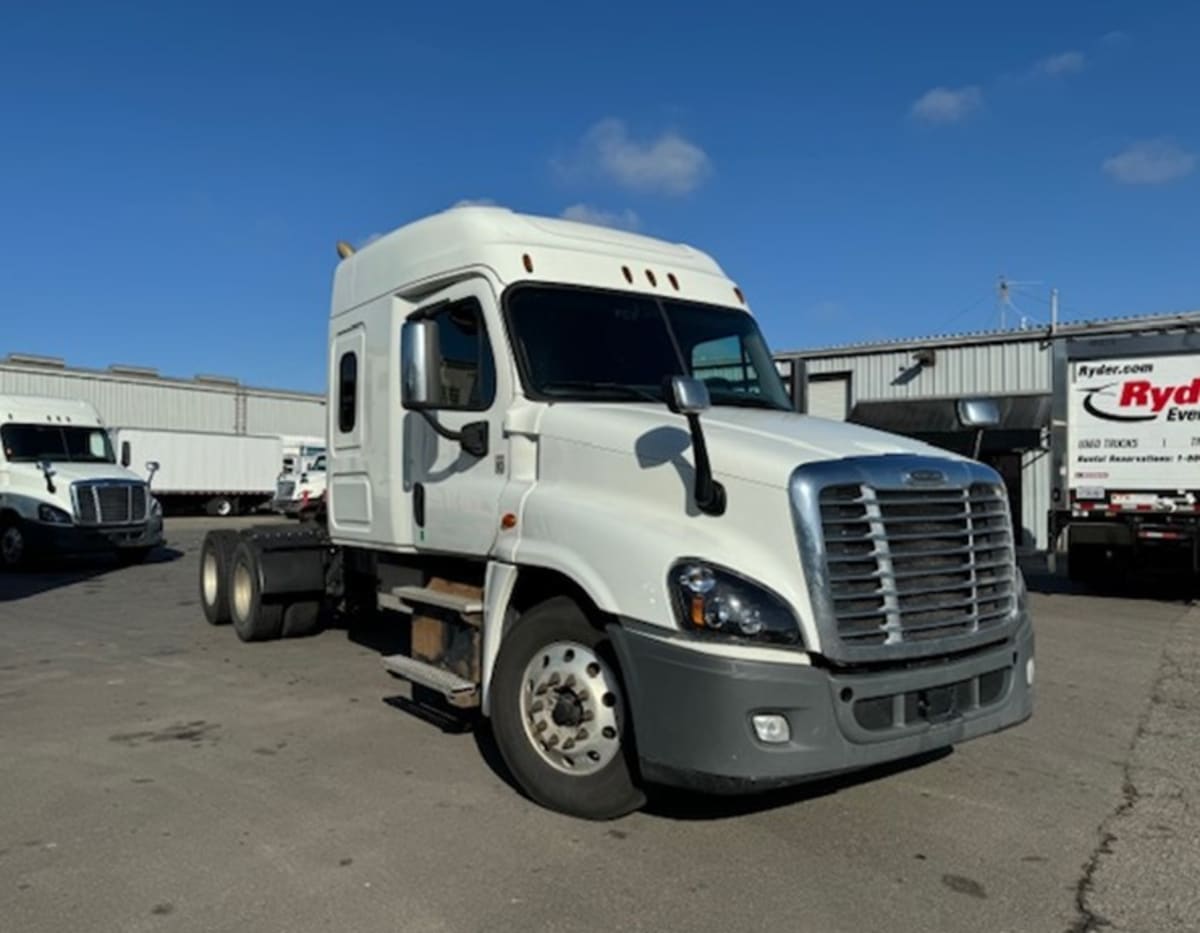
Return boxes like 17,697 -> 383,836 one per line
807,375 -> 849,421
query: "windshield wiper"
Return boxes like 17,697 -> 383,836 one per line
540,381 -> 664,403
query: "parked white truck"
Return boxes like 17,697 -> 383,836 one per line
272,453 -> 327,518
197,207 -> 1034,818
1053,337 -> 1200,581
112,428 -> 281,517
0,395 -> 164,568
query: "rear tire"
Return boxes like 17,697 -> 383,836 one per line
206,496 -> 237,518
229,540 -> 283,641
199,530 -> 240,625
489,596 -> 645,820
282,599 -> 323,638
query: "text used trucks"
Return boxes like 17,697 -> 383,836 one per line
1054,336 -> 1200,580
197,207 -> 1034,819
0,395 -> 164,568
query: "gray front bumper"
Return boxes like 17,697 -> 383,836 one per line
26,515 -> 164,554
609,614 -> 1034,793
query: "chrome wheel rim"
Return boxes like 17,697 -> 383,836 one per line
1,526 -> 23,565
232,561 -> 252,621
202,552 -> 219,606
519,641 -> 623,776
216,499 -> 232,517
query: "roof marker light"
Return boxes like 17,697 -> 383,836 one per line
522,253 -> 534,273
645,269 -> 657,287
336,241 -> 355,259
668,273 -> 679,291
622,265 -> 633,283
734,286 -> 745,304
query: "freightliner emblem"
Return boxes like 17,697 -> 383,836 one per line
904,469 -> 947,485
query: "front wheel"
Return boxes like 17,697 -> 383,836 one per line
206,496 -> 237,518
0,517 -> 29,570
489,596 -> 645,820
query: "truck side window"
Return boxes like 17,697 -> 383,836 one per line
691,334 -> 762,397
338,352 -> 357,432
428,299 -> 496,410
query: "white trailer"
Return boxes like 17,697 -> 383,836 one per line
1053,339 -> 1200,580
113,428 -> 282,517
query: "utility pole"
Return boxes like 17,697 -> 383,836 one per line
1050,287 -> 1059,333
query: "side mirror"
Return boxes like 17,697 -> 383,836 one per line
38,459 -> 56,494
956,398 -> 1000,429
401,319 -> 441,409
666,376 -> 711,415
120,440 -> 131,468
146,460 -> 160,474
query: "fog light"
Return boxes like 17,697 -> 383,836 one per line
752,714 -> 790,744
1025,658 -> 1035,687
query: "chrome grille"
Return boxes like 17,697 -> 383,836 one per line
819,482 -> 1015,646
276,480 -> 296,500
73,482 -> 148,526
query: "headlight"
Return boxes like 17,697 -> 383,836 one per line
38,504 -> 72,524
670,561 -> 802,645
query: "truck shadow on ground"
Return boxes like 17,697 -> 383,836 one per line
1023,567 -> 1200,603
0,547 -> 184,603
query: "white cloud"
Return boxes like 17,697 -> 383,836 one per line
1100,30 -> 1128,46
910,86 -> 983,124
1036,50 -> 1085,76
556,119 -> 712,195
560,203 -> 640,230
1102,139 -> 1196,185
452,197 -> 499,208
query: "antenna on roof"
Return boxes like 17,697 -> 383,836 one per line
336,241 -> 355,259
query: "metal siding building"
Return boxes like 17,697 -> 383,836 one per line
1,355 -> 325,438
776,311 -> 1200,554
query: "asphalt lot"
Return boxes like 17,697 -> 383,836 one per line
1,518 -> 1197,933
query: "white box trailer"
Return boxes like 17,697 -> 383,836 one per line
1053,340 -> 1200,580
113,428 -> 282,516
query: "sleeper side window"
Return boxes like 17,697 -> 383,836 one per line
338,351 -> 357,432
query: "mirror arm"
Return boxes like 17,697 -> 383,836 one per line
684,413 -> 726,516
417,410 -> 488,458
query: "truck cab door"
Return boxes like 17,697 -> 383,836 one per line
406,280 -> 508,557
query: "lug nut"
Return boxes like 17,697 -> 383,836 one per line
546,734 -> 559,747
530,700 -> 544,713
535,720 -> 547,733
562,739 -> 575,750
576,728 -> 588,741
564,674 -> 576,688
547,673 -> 561,687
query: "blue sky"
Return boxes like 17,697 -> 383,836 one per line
2,1 -> 1197,393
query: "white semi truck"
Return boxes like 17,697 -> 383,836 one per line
1053,336 -> 1200,581
272,453 -> 327,518
197,207 -> 1034,818
0,395 -> 164,568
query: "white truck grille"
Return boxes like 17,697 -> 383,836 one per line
819,482 -> 1015,646
73,481 -> 149,526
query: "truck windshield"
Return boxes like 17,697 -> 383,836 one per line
1,424 -> 115,464
505,285 -> 792,410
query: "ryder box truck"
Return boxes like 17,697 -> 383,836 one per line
195,207 -> 1034,819
1054,336 -> 1200,581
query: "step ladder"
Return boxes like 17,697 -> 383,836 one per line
378,583 -> 483,708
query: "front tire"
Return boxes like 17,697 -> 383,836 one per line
229,540 -> 283,641
0,516 -> 29,570
489,596 -> 645,820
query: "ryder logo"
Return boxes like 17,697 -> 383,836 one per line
1083,377 -> 1200,423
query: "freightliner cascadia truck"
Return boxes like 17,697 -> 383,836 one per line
1053,330 -> 1200,582
197,207 -> 1034,819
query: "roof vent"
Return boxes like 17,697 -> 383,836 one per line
108,364 -> 160,378
5,352 -> 66,368
194,373 -> 240,386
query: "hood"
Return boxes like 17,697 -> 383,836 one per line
535,403 -> 960,488
18,461 -> 147,486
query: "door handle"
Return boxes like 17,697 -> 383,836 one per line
414,482 -> 425,528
